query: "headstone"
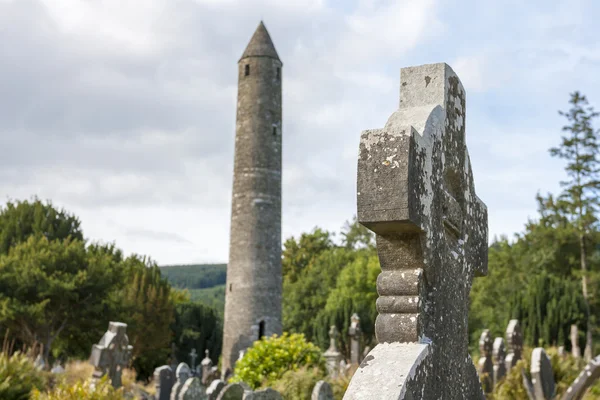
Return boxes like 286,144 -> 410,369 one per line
493,337 -> 507,385
89,321 -> 133,388
563,355 -> 600,400
206,379 -> 226,400
216,383 -> 247,400
571,325 -> 581,359
179,377 -> 206,400
242,388 -> 283,400
522,368 -> 536,400
171,363 -> 192,400
50,363 -> 65,374
311,380 -> 334,400
34,354 -> 46,371
558,346 -> 565,358
477,330 -> 493,393
343,62 -> 488,400
505,319 -> 523,373
201,350 -> 214,386
171,342 -> 178,370
154,365 -> 175,400
530,348 -> 555,400
323,325 -> 343,377
190,349 -> 199,373
348,313 -> 362,365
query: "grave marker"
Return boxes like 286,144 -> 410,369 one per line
477,330 -> 493,393
89,321 -> 133,388
505,319 -> 523,373
493,337 -> 507,384
311,380 -> 334,400
154,365 -> 175,400
344,62 -> 488,399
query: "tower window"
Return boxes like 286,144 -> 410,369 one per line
258,320 -> 265,340
272,127 -> 277,136
244,64 -> 250,76
229,284 -> 232,292
276,67 -> 280,80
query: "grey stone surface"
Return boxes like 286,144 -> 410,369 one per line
345,62 -> 487,399
505,319 -> 523,372
348,313 -> 362,365
242,388 -> 283,400
311,380 -> 334,400
189,349 -> 199,372
324,325 -> 342,377
216,383 -> 247,400
206,379 -> 226,400
477,330 -> 493,393
531,348 -> 555,400
179,377 -> 206,400
562,355 -> 600,400
201,350 -> 214,386
221,20 -> 283,374
523,368 -> 536,400
171,363 -> 192,400
493,337 -> 507,385
571,325 -> 581,359
154,365 -> 174,400
89,321 -> 133,388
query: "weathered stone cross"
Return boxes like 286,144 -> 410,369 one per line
89,321 -> 133,389
189,348 -> 198,372
345,63 -> 488,399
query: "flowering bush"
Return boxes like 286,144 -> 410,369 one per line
230,333 -> 326,389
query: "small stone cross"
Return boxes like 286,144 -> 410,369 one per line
189,348 -> 198,371
324,326 -> 342,378
348,313 -> 362,365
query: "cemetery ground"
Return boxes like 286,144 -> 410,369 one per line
1,75 -> 600,398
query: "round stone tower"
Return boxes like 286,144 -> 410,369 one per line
221,21 -> 283,374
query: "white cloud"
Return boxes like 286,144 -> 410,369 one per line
1,0 -> 599,264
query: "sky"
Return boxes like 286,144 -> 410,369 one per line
1,0 -> 599,266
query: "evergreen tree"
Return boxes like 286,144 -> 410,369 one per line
549,91 -> 600,360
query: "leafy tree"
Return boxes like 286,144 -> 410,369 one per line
0,351 -> 46,400
0,236 -> 121,364
230,333 -> 325,390
549,91 -> 600,359
171,302 -> 222,371
282,228 -> 334,285
112,256 -> 177,381
340,216 -> 375,251
319,251 -> 379,358
0,198 -> 83,255
283,246 -> 354,344
511,272 -> 587,349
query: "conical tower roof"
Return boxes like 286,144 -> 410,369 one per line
240,21 -> 281,62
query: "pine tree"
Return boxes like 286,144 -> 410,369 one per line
549,91 -> 600,360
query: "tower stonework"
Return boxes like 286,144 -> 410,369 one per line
221,21 -> 283,374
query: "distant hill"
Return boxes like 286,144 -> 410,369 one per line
159,263 -> 227,290
159,264 -> 227,315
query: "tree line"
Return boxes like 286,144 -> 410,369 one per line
0,198 -> 221,381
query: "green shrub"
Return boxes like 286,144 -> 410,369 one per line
230,333 -> 326,389
0,352 -> 46,400
31,376 -> 125,400
271,367 -> 325,400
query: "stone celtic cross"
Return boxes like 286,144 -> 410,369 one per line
89,321 -> 133,388
344,63 -> 488,399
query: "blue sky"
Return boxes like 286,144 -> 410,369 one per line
1,0 -> 599,265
